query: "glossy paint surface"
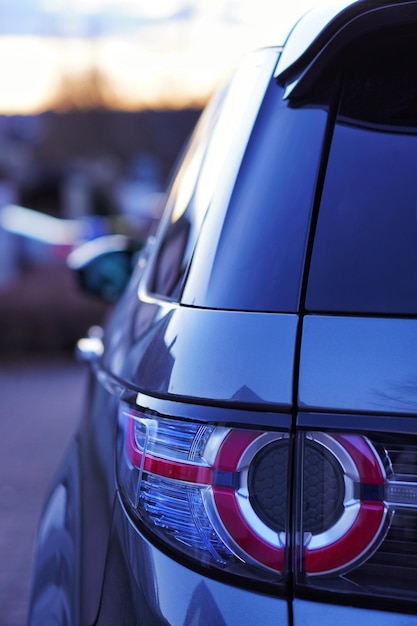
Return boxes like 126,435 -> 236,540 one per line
299,316 -> 417,414
28,442 -> 81,625
294,599 -> 417,625
96,496 -> 289,626
105,297 -> 298,408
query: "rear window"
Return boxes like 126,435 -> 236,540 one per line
306,33 -> 417,314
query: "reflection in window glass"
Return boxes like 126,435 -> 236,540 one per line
149,49 -> 280,301
307,34 -> 417,314
149,88 -> 225,298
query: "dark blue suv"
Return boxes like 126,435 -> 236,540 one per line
29,1 -> 417,624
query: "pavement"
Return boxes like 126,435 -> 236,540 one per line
0,354 -> 89,626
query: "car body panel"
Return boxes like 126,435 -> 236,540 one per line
28,442 -> 81,625
95,495 -> 289,626
299,316 -> 417,414
294,599 -> 417,625
275,0 -> 359,78
104,298 -> 298,408
276,0 -> 417,99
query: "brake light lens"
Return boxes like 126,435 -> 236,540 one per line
117,404 -> 417,606
117,403 -> 290,585
296,430 -> 417,607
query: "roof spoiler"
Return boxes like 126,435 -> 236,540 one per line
275,0 -> 417,99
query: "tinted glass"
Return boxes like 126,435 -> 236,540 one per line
149,49 -> 279,301
307,34 -> 417,314
149,87 -> 227,299
182,82 -> 328,312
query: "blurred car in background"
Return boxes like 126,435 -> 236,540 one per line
28,1 -> 417,624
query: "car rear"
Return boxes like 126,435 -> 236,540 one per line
29,2 -> 417,624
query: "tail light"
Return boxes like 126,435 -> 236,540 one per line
117,403 -> 417,607
296,429 -> 417,608
117,403 -> 290,586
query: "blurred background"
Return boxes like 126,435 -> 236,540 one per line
0,1 -> 324,624
0,0 -> 317,353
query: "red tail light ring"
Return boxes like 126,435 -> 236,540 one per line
210,430 -> 287,572
302,433 -> 387,576
120,406 -> 417,603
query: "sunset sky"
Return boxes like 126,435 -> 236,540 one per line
0,0 -> 341,114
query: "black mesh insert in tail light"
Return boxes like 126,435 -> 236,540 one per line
302,440 -> 345,535
248,440 -> 288,532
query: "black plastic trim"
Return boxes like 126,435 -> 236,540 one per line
278,1 -> 417,100
298,411 -> 417,433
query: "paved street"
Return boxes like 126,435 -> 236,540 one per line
0,354 -> 88,626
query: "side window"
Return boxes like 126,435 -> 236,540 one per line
148,89 -> 225,298
147,48 -> 280,301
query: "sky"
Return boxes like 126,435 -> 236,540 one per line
0,0 -> 339,114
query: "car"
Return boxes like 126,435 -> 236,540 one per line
28,1 -> 417,624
